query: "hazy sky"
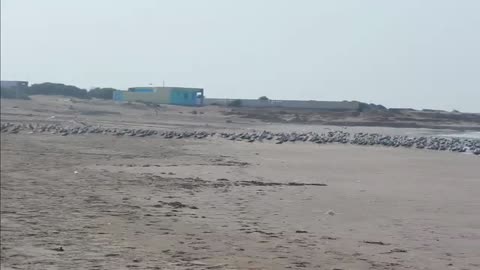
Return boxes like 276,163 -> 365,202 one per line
1,0 -> 479,111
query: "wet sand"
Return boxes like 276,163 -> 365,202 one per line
1,97 -> 480,269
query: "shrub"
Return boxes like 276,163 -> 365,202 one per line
28,82 -> 89,99
228,99 -> 242,107
88,87 -> 116,99
258,96 -> 269,101
358,102 -> 387,112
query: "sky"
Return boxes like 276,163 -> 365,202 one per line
1,0 -> 479,112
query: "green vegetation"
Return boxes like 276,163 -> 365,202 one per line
88,87 -> 116,99
28,83 -> 89,99
228,99 -> 242,107
1,82 -> 119,100
358,102 -> 387,112
258,96 -> 269,101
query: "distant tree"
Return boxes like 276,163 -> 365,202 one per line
228,99 -> 242,107
28,82 -> 89,99
358,102 -> 387,112
358,102 -> 369,112
376,104 -> 387,110
88,87 -> 116,99
452,109 -> 460,113
258,96 -> 269,101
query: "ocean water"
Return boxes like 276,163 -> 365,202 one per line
438,132 -> 480,139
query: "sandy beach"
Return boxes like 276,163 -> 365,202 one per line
1,97 -> 479,270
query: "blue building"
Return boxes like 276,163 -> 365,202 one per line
113,86 -> 204,106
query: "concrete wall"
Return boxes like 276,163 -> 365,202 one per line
122,91 -> 171,104
204,98 -> 360,111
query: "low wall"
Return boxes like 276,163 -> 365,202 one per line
204,98 -> 360,111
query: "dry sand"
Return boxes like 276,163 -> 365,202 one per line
1,97 -> 479,269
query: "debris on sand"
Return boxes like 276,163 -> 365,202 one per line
105,253 -> 120,257
144,174 -> 327,193
382,248 -> 407,254
287,182 -> 327,186
251,230 -> 279,237
320,236 -> 338,240
362,240 -> 391,246
52,246 -> 64,252
238,180 -> 328,187
325,210 -> 336,216
155,200 -> 199,210
292,261 -> 310,268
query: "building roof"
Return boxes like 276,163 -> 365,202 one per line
128,86 -> 203,92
